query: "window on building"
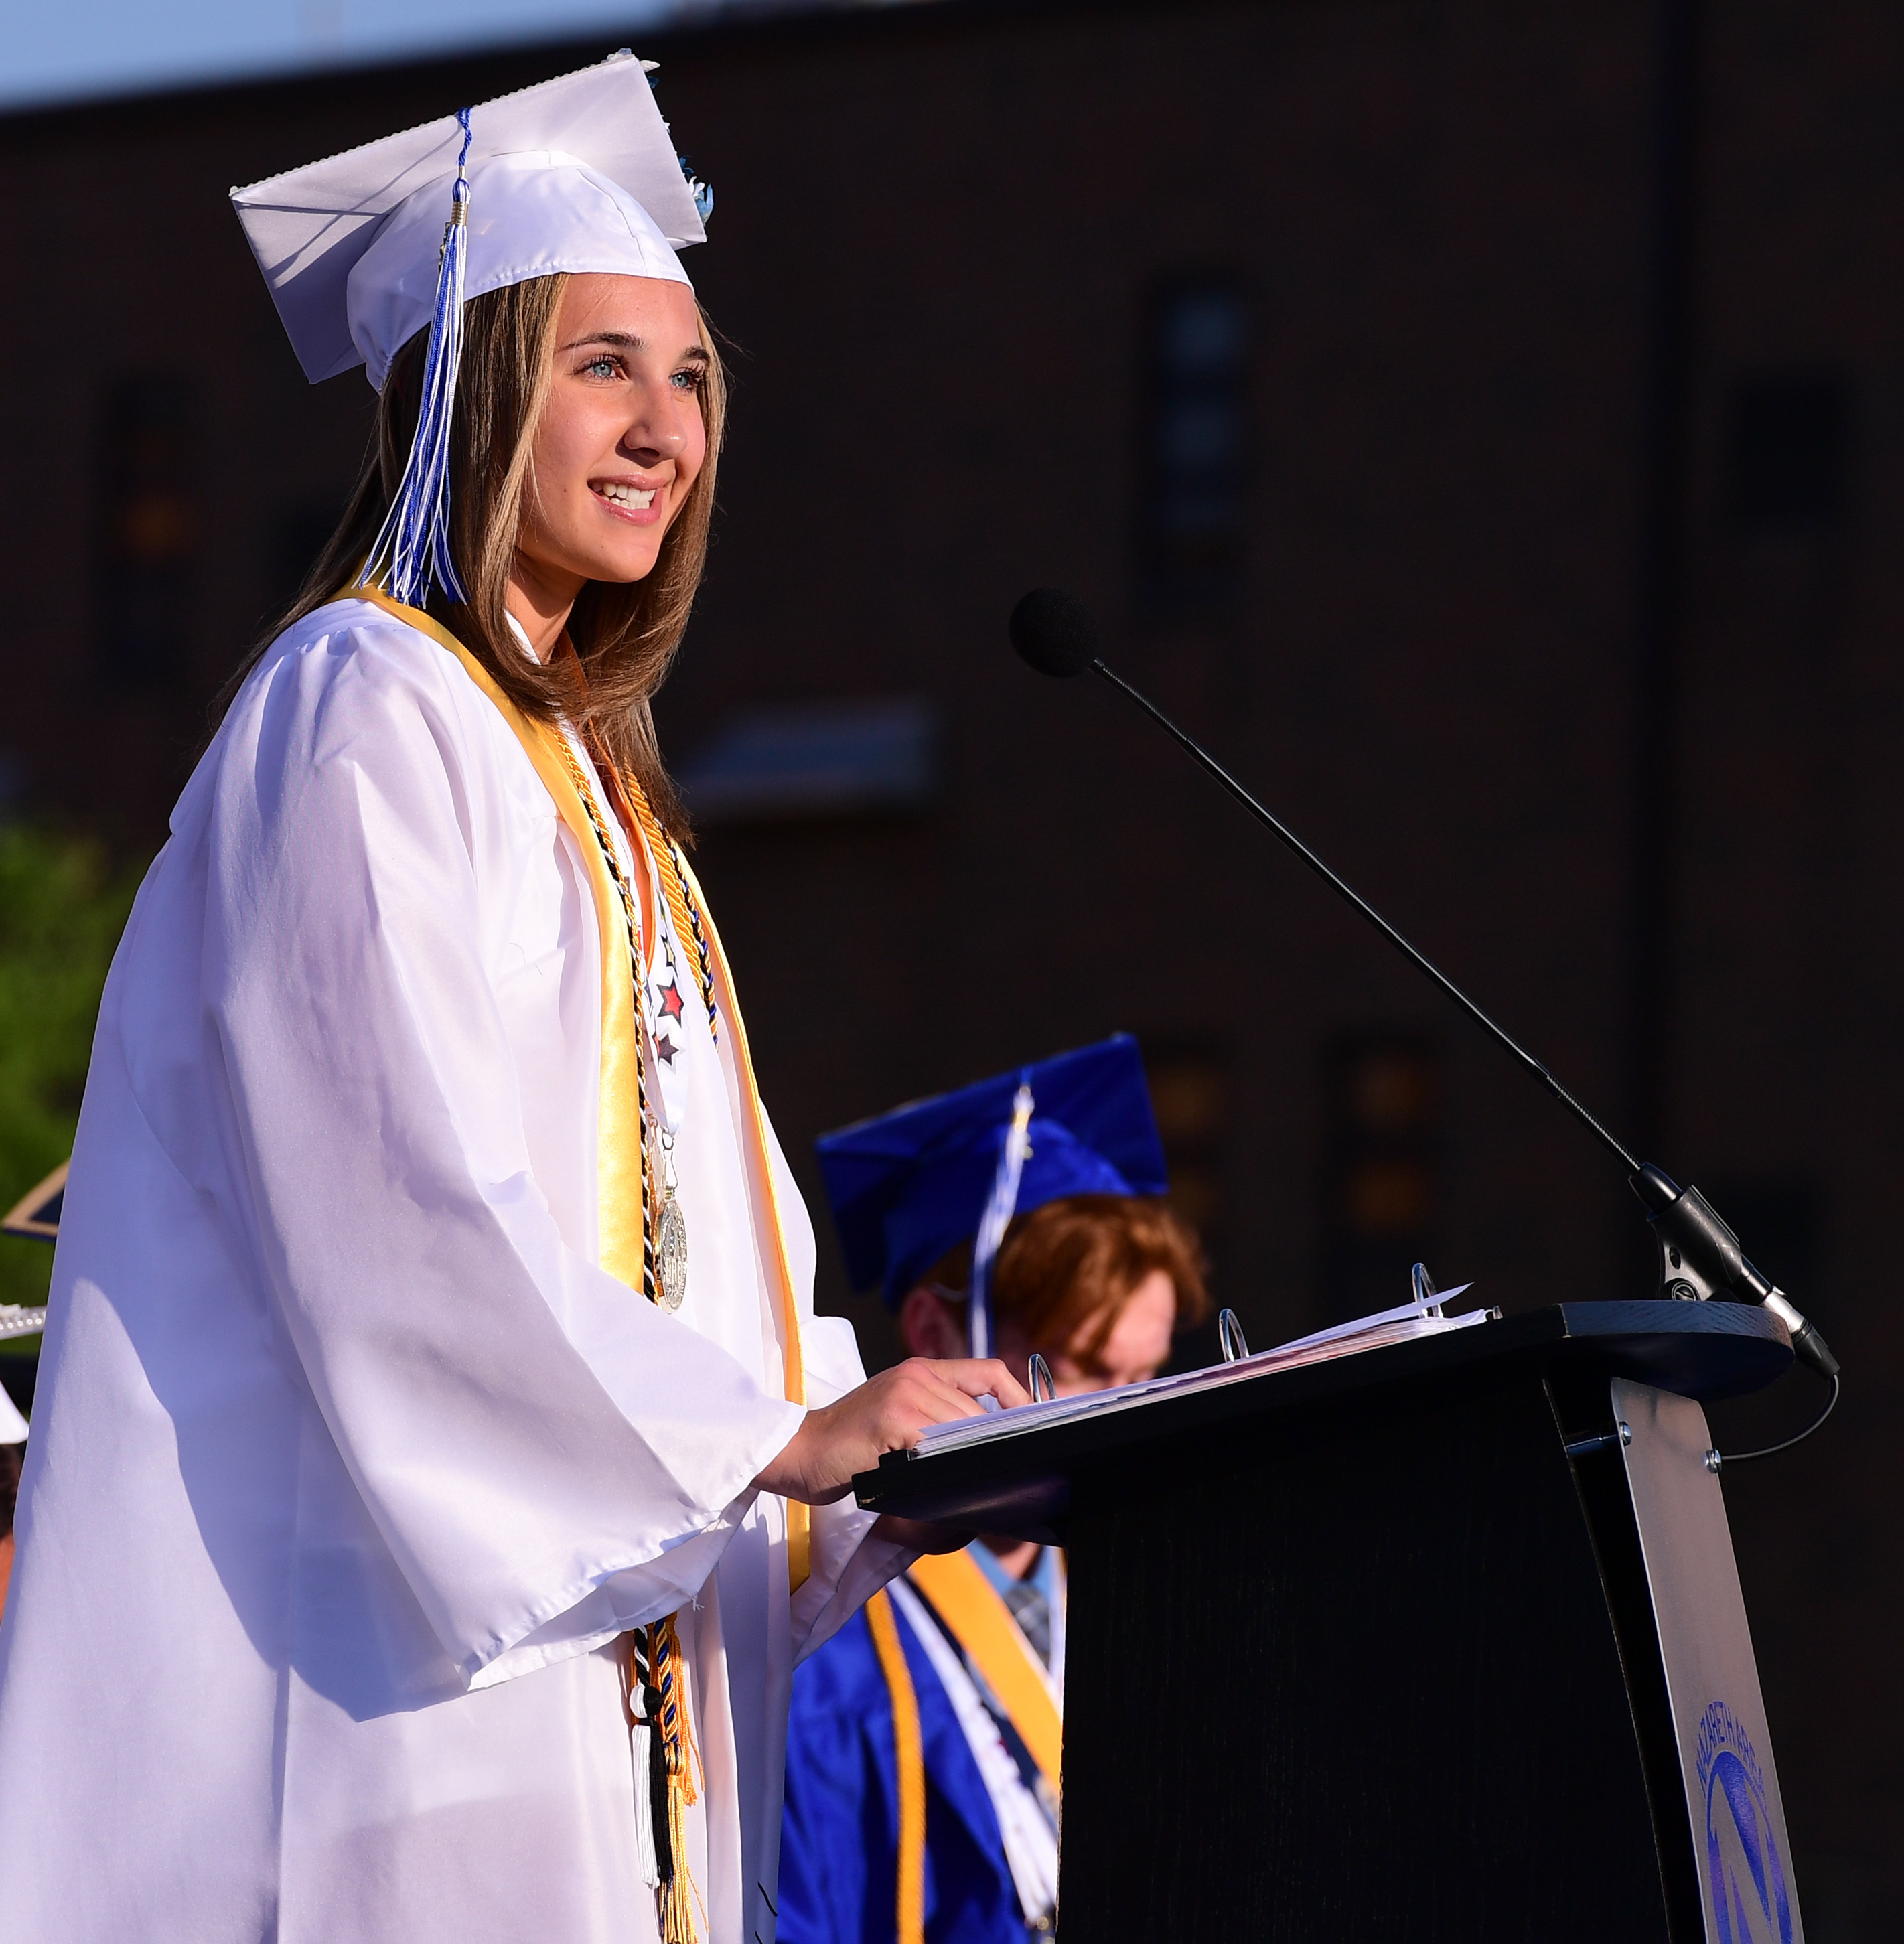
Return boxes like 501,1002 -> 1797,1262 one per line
1137,273 -> 1248,615
1141,1037 -> 1231,1371
96,377 -> 196,687
1726,370 -> 1853,534
1324,1033 -> 1438,1316
1143,1039 -> 1230,1249
678,698 -> 940,824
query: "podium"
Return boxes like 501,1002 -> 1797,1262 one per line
855,1301 -> 1805,1943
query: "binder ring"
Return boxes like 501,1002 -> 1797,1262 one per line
1410,1262 -> 1443,1316
1027,1353 -> 1056,1402
1218,1308 -> 1250,1363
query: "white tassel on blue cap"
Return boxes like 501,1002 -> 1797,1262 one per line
360,108 -> 475,609
967,1083 -> 1035,1361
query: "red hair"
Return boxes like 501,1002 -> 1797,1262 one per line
991,1195 -> 1210,1358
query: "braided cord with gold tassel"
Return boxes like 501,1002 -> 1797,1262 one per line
551,735 -> 660,1301
628,1612 -> 705,1944
601,749 -> 816,1591
594,749 -> 719,1042
552,734 -> 715,1940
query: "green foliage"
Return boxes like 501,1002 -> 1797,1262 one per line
0,826 -> 145,1313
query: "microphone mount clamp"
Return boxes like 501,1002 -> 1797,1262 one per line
1630,1165 -> 1838,1375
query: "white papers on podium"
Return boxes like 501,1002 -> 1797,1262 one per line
913,1287 -> 1493,1459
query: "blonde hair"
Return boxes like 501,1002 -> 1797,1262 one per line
222,273 -> 725,832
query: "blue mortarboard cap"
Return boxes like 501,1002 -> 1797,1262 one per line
817,1036 -> 1169,1307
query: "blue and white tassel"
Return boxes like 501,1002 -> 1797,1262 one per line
360,107 -> 474,609
678,153 -> 713,225
967,1083 -> 1035,1361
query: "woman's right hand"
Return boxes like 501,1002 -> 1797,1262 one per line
753,1357 -> 1030,1506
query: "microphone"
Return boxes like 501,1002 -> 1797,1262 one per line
1008,588 -> 1840,1385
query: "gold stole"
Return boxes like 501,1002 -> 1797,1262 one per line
868,1554 -> 1063,1944
865,1589 -> 928,1944
353,588 -> 810,1587
906,1549 -> 1063,1789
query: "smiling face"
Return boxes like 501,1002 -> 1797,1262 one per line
512,272 -> 709,613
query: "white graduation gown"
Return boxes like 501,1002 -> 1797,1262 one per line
0,597 -> 906,1944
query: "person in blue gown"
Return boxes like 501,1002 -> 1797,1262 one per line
780,1039 -> 1212,1942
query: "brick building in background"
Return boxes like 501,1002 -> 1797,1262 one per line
0,0 -> 1898,1927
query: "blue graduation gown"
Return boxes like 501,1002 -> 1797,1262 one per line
779,1602 -> 1027,1943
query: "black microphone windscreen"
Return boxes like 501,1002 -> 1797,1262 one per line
1009,589 -> 1098,678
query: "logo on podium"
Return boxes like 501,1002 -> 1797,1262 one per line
1696,1701 -> 1793,1944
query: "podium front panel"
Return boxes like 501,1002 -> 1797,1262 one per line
1613,1378 -> 1805,1944
1056,1357 -> 1668,1941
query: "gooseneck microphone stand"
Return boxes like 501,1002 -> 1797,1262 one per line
1008,589 -> 1839,1428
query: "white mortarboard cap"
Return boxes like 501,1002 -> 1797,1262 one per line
231,51 -> 706,390
346,151 -> 690,391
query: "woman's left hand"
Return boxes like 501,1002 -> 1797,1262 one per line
753,1356 -> 1030,1505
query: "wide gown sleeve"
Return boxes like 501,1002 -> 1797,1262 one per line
124,621 -> 806,1687
751,1115 -> 916,1661
788,1311 -> 916,1663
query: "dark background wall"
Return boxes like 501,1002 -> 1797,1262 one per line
0,1 -> 1895,1929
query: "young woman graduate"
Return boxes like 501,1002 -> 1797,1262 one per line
0,54 -> 1025,1944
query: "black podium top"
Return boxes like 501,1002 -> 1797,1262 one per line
854,1298 -> 1790,1535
